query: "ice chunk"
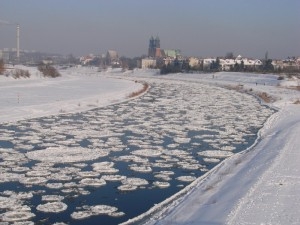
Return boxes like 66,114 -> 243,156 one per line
11,221 -> 34,225
114,155 -> 149,163
122,177 -> 149,186
203,158 -> 221,163
41,195 -> 64,202
91,161 -> 118,173
197,150 -> 234,158
12,167 -> 30,173
129,165 -> 152,173
173,137 -> 191,144
26,170 -> 51,177
102,175 -> 126,182
178,163 -> 201,170
19,177 -> 47,185
91,205 -> 118,214
109,211 -> 125,217
151,162 -> 173,168
26,147 -> 108,163
49,173 -> 73,181
79,178 -> 106,187
153,181 -> 170,188
176,175 -> 196,182
70,210 -> 92,220
6,192 -> 33,200
77,171 -> 100,178
117,184 -> 138,191
71,204 -> 122,220
0,211 -> 35,222
131,149 -> 162,157
36,202 -> 67,213
0,197 -> 20,209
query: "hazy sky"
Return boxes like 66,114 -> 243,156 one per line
1,0 -> 299,59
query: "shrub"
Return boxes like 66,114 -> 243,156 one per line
12,69 -> 31,79
128,82 -> 149,98
258,92 -> 272,103
277,76 -> 284,80
38,64 -> 61,78
294,99 -> 300,104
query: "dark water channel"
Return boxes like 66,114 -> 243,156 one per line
0,80 -> 274,224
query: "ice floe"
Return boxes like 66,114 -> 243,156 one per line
176,176 -> 197,182
153,181 -> 170,188
79,178 -> 106,187
203,158 -> 221,163
71,204 -> 124,220
41,195 -> 64,202
129,165 -> 152,173
197,150 -> 234,158
19,177 -> 48,185
46,182 -> 64,189
131,149 -> 162,157
117,184 -> 138,191
36,202 -> 67,213
122,177 -> 149,186
102,175 -> 126,182
77,171 -> 100,178
26,170 -> 51,177
0,211 -> 35,222
26,147 -> 108,163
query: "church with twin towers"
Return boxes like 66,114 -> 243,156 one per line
148,36 -> 162,58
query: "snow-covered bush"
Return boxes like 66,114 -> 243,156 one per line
12,69 -> 31,79
38,64 -> 61,78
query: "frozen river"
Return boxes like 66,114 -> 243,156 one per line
0,76 -> 274,224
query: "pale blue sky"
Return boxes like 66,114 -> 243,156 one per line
1,0 -> 299,59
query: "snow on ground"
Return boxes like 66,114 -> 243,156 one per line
0,66 -> 143,123
120,70 -> 300,225
1,66 -> 300,225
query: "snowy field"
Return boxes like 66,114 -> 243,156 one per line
0,66 -> 300,225
0,66 -> 143,123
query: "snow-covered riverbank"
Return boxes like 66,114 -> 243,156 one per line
0,66 -> 143,123
122,70 -> 300,225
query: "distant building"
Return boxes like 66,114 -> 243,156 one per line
218,55 -> 263,71
144,36 -> 183,68
79,55 -> 95,65
0,49 -> 11,63
189,57 -> 201,68
148,36 -> 161,58
272,57 -> 300,71
163,49 -> 181,59
141,58 -> 157,69
106,50 -> 120,67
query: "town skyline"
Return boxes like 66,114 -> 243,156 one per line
1,0 -> 300,59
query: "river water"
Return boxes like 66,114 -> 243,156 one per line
0,78 -> 274,225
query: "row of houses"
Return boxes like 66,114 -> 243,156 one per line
79,50 -> 121,67
202,55 -> 263,71
141,54 -> 263,70
142,54 -> 300,71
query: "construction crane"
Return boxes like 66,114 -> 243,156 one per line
0,19 -> 20,62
